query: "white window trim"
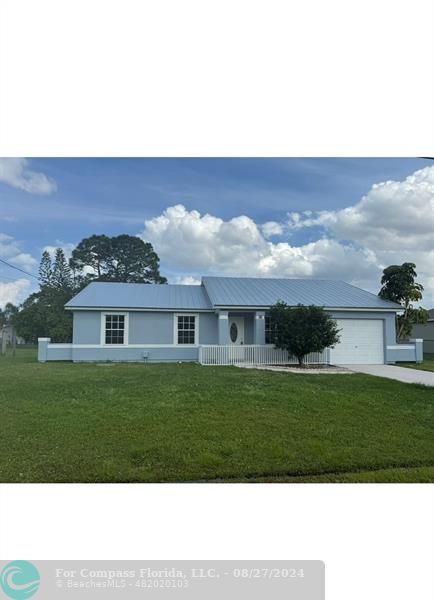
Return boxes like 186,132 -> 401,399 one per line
173,313 -> 199,346
100,312 -> 129,346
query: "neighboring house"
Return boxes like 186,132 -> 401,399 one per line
409,308 -> 434,353
0,324 -> 25,347
37,276 -> 423,365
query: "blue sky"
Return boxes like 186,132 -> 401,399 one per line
0,158 -> 433,307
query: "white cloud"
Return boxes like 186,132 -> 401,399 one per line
141,205 -> 383,293
261,221 -> 284,238
0,158 -> 57,195
141,165 -> 434,305
285,166 -> 434,303
174,275 -> 202,285
43,241 -> 75,260
0,233 -> 38,274
288,166 -> 433,249
0,279 -> 32,309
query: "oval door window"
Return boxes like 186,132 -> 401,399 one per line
230,322 -> 238,343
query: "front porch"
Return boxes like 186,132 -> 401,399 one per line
217,310 -> 266,345
198,344 -> 329,366
209,310 -> 329,366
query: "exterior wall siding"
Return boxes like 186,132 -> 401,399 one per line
40,307 -> 416,364
73,311 -> 101,344
66,309 -> 219,362
73,310 -> 219,346
71,346 -> 199,363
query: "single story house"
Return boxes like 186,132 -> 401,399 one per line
409,308 -> 434,353
37,276 -> 423,365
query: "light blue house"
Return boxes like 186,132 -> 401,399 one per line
38,276 -> 422,365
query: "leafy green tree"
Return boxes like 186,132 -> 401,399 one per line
15,250 -> 74,343
15,288 -> 73,343
15,233 -> 167,343
378,262 -> 428,339
14,292 -> 46,343
268,302 -> 341,366
69,234 -> 112,279
70,234 -> 167,283
2,302 -> 18,324
0,303 -> 18,341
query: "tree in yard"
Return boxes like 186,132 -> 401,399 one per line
1,302 -> 18,325
268,302 -> 341,366
38,250 -> 53,287
14,233 -> 167,343
70,234 -> 167,284
52,248 -> 73,291
69,234 -> 112,280
378,262 -> 428,340
15,289 -> 73,343
15,249 -> 74,343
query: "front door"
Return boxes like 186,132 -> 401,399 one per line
229,317 -> 245,345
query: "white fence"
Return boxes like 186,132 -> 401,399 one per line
198,345 -> 329,366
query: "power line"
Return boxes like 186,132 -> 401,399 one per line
0,257 -> 38,279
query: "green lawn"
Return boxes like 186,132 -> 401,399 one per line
1,348 -> 433,483
400,353 -> 434,373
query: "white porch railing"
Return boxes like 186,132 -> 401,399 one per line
198,345 -> 329,366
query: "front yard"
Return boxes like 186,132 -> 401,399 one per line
1,349 -> 433,483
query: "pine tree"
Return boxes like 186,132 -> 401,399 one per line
52,248 -> 73,291
38,250 -> 53,287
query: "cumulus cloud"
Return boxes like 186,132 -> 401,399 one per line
141,204 -> 383,292
0,233 -> 38,273
0,278 -> 32,309
141,165 -> 434,304
288,166 -> 433,248
0,158 -> 57,195
285,166 -> 434,303
261,221 -> 284,238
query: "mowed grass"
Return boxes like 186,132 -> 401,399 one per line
400,353 -> 434,373
1,349 -> 433,483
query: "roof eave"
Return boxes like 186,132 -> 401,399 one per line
65,305 -> 213,312
212,304 -> 401,312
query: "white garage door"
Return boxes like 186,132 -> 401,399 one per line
330,319 -> 384,364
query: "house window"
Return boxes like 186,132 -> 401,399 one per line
176,315 -> 197,345
104,314 -> 127,345
265,314 -> 276,344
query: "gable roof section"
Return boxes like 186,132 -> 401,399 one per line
201,276 -> 401,310
65,282 -> 212,310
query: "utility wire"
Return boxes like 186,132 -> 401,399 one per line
0,257 -> 38,279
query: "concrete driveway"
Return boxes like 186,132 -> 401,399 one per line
338,364 -> 434,386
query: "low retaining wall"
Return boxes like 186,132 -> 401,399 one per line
38,339 -> 73,362
37,339 -> 199,363
386,339 -> 423,363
